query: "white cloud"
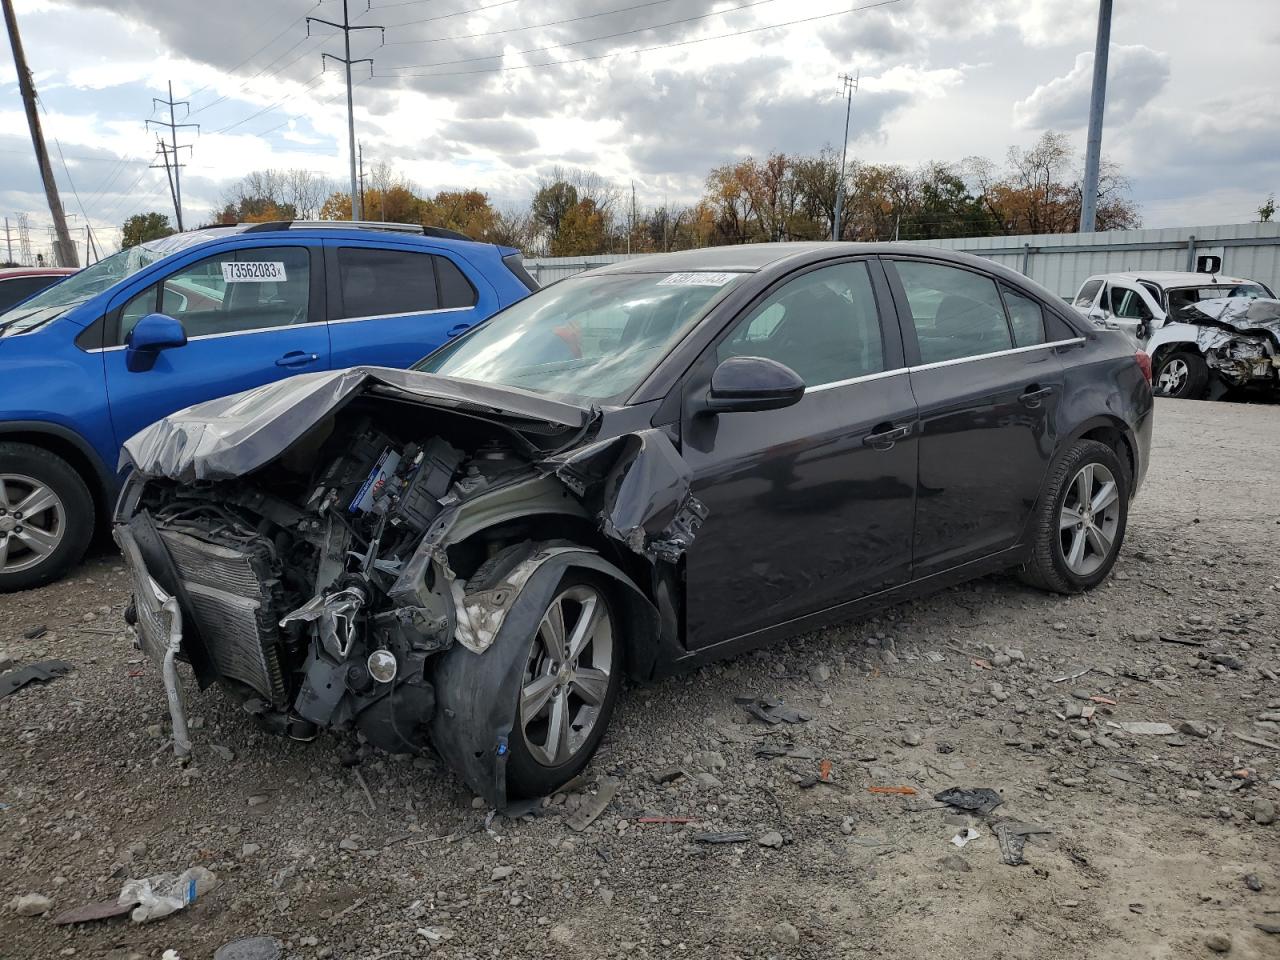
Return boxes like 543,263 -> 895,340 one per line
1013,44 -> 1171,130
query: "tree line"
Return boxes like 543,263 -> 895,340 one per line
120,130 -> 1142,254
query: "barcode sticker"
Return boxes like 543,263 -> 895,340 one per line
657,272 -> 739,287
222,261 -> 287,283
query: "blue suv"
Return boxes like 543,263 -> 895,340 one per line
0,220 -> 536,591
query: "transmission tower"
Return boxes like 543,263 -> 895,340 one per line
147,82 -> 199,231
307,2 -> 384,221
16,213 -> 33,266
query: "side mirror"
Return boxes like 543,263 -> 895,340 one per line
126,313 -> 187,372
701,356 -> 805,415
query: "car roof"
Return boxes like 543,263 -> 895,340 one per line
0,267 -> 77,278
1085,270 -> 1258,287
589,241 -> 994,275
135,221 -> 495,261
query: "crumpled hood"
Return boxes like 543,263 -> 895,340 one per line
121,366 -> 594,483
1179,297 -> 1280,350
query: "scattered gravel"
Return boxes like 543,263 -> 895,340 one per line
1,397 -> 1277,959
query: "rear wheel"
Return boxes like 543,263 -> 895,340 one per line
0,443 -> 94,593
1154,350 -> 1208,399
506,575 -> 622,798
1020,439 -> 1128,594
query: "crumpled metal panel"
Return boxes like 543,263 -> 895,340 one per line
120,367 -> 592,484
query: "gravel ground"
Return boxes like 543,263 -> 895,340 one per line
2,396 -> 1278,960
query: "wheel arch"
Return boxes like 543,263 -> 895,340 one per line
0,421 -> 113,527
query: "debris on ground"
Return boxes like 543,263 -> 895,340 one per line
693,832 -> 752,844
213,936 -> 283,960
737,696 -> 812,725
51,898 -> 134,925
21,625 -> 47,640
868,785 -> 917,796
119,867 -> 218,923
1109,721 -> 1177,736
934,787 -> 1004,815
994,821 -> 1053,867
0,660 -> 72,699
565,777 -> 619,832
950,828 -> 980,848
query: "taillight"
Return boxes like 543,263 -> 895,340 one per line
1135,351 -> 1152,386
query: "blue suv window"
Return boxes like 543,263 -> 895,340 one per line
335,248 -> 478,320
119,247 -> 312,342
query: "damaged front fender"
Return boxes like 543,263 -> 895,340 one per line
430,545 -> 659,809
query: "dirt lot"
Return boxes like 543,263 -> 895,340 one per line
2,396 -> 1278,960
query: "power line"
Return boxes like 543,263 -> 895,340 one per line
382,0 -> 677,47
383,0 -> 526,28
185,1 -> 324,102
381,0 -> 903,79
210,73 -> 326,135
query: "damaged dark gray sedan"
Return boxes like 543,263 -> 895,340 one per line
114,244 -> 1153,806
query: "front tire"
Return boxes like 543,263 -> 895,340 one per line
1155,350 -> 1208,399
1020,439 -> 1129,594
505,574 -> 622,798
0,442 -> 94,593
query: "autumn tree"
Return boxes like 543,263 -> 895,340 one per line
550,199 -> 607,256
120,212 -> 175,249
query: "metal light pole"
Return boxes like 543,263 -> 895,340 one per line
1079,0 -> 1112,233
832,71 -> 858,242
308,1 -> 383,221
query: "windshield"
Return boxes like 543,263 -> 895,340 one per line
1166,282 -> 1273,316
415,271 -> 747,401
0,234 -> 209,336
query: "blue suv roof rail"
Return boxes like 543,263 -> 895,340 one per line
239,220 -> 474,243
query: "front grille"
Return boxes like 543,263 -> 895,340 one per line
156,528 -> 288,706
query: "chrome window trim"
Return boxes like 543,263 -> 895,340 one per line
908,337 -> 1085,373
327,306 -> 472,325
792,338 -> 1084,393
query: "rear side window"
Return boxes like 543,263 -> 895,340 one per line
1000,285 -> 1046,347
1074,279 -> 1103,308
436,256 -> 478,309
894,260 -> 1013,364
338,248 -> 438,319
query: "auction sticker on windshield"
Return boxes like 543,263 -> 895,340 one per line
658,272 -> 739,287
222,262 -> 287,283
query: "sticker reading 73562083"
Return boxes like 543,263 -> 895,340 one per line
657,272 -> 739,287
222,261 -> 287,283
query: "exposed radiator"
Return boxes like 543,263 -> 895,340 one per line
156,528 -> 288,706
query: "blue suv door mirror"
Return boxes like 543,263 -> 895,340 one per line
126,313 -> 188,372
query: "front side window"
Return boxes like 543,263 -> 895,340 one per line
1001,285 -> 1047,347
718,262 -> 885,386
1074,279 -> 1104,309
895,260 -> 1012,364
417,271 -> 746,401
131,246 -> 312,340
1109,287 -> 1151,320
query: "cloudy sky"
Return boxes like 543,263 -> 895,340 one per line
1,0 -> 1277,258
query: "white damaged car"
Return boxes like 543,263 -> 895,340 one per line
1071,271 -> 1279,399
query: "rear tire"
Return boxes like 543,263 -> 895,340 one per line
1154,350 -> 1208,399
0,442 -> 94,593
1019,439 -> 1128,595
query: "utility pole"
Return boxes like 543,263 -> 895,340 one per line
832,71 -> 858,242
308,2 -> 383,221
358,142 -> 366,219
1079,0 -> 1112,233
2,0 -> 78,267
147,82 -> 198,231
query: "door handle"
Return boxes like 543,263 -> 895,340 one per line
864,423 -> 911,450
1020,385 -> 1053,408
275,351 -> 320,369
446,322 -> 472,338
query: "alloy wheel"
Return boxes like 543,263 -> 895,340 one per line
0,474 -> 66,574
1157,357 -> 1188,395
519,584 -> 614,767
1058,462 -> 1121,577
